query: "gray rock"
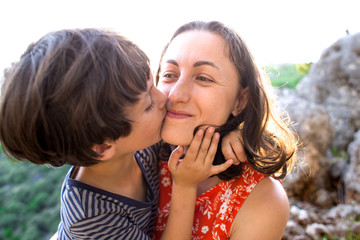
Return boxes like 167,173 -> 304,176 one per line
344,130 -> 360,203
296,32 -> 360,150
352,222 -> 360,234
286,220 -> 306,235
278,89 -> 334,199
305,223 -> 330,238
278,32 -> 360,240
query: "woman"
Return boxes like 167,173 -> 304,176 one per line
153,21 -> 297,239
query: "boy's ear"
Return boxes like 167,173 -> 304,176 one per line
91,142 -> 114,161
232,87 -> 248,117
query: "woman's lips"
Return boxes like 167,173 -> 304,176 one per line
166,111 -> 192,119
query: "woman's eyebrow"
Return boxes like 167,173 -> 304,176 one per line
165,59 -> 220,70
193,60 -> 220,70
165,59 -> 178,66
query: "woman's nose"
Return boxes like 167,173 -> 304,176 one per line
168,78 -> 191,104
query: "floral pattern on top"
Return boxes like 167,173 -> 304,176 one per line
152,161 -> 266,240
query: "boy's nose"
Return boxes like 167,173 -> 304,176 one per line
156,88 -> 167,109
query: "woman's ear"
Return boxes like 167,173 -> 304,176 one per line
232,88 -> 248,117
91,142 -> 115,161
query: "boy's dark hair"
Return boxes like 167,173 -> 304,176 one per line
0,28 -> 150,167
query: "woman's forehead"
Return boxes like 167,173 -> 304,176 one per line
165,31 -> 227,60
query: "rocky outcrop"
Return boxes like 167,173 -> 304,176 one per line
296,32 -> 360,150
278,32 -> 360,239
283,200 -> 360,240
344,130 -> 360,204
278,89 -> 336,204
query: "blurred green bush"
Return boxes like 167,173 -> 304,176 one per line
0,151 -> 69,240
265,63 -> 311,89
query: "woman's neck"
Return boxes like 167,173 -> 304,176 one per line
197,176 -> 222,196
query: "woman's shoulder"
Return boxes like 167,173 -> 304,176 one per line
246,176 -> 289,209
230,176 -> 289,239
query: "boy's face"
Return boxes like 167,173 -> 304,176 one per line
115,75 -> 167,153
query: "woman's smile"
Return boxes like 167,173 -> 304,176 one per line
166,108 -> 192,119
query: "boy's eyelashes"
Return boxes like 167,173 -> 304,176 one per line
145,101 -> 154,111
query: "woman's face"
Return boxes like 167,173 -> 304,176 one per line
158,30 -> 242,146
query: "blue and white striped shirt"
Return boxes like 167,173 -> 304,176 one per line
58,144 -> 160,240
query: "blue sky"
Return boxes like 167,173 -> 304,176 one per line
1,0 -> 359,74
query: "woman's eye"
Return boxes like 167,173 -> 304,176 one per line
163,73 -> 177,78
197,76 -> 213,82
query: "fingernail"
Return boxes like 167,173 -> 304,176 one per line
208,127 -> 215,134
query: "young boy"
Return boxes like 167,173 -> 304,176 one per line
0,28 -> 235,239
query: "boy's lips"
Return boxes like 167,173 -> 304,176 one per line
166,109 -> 192,119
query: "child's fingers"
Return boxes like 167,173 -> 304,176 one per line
221,136 -> 246,165
209,159 -> 234,176
221,141 -> 237,163
168,145 -> 184,173
184,128 -> 205,161
203,132 -> 220,167
195,127 -> 215,164
231,140 -> 247,164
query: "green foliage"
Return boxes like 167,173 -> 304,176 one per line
320,234 -> 339,240
345,230 -> 360,240
330,146 -> 349,162
352,214 -> 360,222
264,63 -> 310,89
320,231 -> 360,240
296,62 -> 312,75
0,151 -> 70,240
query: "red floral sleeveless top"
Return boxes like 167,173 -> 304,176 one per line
152,161 -> 266,240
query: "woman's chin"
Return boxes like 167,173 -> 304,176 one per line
160,128 -> 192,146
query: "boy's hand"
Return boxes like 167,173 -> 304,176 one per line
221,129 -> 247,165
168,127 -> 233,188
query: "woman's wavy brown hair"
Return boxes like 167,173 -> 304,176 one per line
156,21 -> 297,180
0,28 -> 150,167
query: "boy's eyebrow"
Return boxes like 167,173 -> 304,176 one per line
146,81 -> 153,97
165,59 -> 219,70
148,84 -> 153,94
